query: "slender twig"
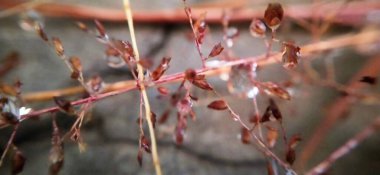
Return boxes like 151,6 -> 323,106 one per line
122,0 -> 162,174
0,124 -> 19,167
306,117 -> 380,175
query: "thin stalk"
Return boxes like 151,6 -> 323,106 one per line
122,0 -> 162,175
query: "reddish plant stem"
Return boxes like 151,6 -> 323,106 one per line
183,2 -> 206,68
18,29 -> 380,122
305,117 -> 380,175
0,1 -> 379,26
18,29 -> 380,103
297,54 -> 380,170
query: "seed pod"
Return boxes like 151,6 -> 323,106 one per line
52,37 -> 64,56
69,56 -> 82,72
151,57 -> 171,81
286,134 -> 302,165
69,56 -> 82,79
261,82 -> 291,100
286,148 -> 296,165
150,112 -> 157,129
194,12 -> 207,44
207,100 -> 228,110
140,135 -> 151,153
241,127 -> 251,144
11,147 -> 26,175
264,3 -> 284,31
157,86 -> 170,96
76,21 -> 88,32
158,109 -> 171,124
49,118 -> 64,175
208,42 -> 224,58
35,23 -> 48,41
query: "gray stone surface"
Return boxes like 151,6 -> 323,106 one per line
1,1 -> 380,175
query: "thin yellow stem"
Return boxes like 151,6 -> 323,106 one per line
122,0 -> 162,175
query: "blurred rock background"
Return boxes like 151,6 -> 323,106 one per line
1,0 -> 380,175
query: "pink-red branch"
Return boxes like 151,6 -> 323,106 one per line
0,1 -> 379,25
19,29 -> 380,122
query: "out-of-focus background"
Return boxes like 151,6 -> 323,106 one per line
1,0 -> 380,174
